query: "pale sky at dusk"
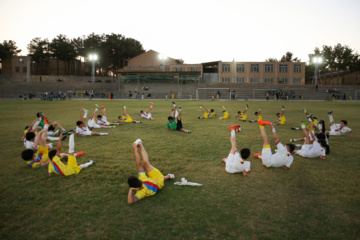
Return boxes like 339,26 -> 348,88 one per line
1,0 -> 360,64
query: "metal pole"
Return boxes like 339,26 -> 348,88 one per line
92,61 -> 95,82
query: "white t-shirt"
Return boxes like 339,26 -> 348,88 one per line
330,124 -> 351,135
76,126 -> 92,136
97,116 -> 109,126
225,151 -> 251,174
296,141 -> 326,158
141,112 -> 152,119
262,142 -> 293,168
24,139 -> 37,149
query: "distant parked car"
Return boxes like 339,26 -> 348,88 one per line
95,79 -> 102,83
57,78 -> 63,82
105,79 -> 111,83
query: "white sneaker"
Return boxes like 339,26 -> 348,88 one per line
47,143 -> 53,149
168,174 -> 175,179
134,139 -> 142,147
53,129 -> 60,136
83,108 -> 89,113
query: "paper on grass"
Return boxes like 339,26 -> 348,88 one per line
174,178 -> 203,187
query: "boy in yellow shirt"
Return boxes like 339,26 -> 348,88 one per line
117,106 -> 142,123
274,105 -> 286,125
48,133 -> 94,176
198,105 -> 217,119
219,106 -> 230,119
249,107 -> 262,123
127,139 -> 174,204
235,104 -> 248,121
21,127 -> 51,168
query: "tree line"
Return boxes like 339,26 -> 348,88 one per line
1,33 -> 146,76
1,36 -> 359,77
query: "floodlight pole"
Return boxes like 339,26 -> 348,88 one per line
89,54 -> 98,83
312,56 -> 322,85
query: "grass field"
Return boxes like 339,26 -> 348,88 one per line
0,99 -> 359,240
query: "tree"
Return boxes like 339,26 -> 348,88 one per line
26,32 -> 146,76
311,43 -> 360,73
0,40 -> 21,59
265,58 -> 278,62
27,38 -> 50,74
280,52 -> 300,62
49,35 -> 76,75
265,52 -> 300,62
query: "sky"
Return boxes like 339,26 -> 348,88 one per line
1,0 -> 360,64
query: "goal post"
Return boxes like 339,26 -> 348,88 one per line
355,90 -> 360,101
196,88 -> 231,100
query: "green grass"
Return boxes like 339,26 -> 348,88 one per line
0,99 -> 359,240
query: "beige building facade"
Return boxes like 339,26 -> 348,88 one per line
121,50 -> 305,85
217,61 -> 305,85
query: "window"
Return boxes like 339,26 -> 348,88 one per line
279,77 -> 288,83
222,64 -> 230,72
23,67 -> 27,73
251,64 -> 259,72
265,64 -> 273,72
264,77 -> 273,83
294,64 -> 301,72
279,64 -> 288,72
222,77 -> 230,83
250,77 -> 259,83
293,78 -> 301,83
175,67 -> 182,72
236,64 -> 245,72
190,67 -> 198,72
15,67 -> 20,72
236,77 -> 245,83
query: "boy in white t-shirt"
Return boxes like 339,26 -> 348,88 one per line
96,105 -> 121,126
140,102 -> 155,120
221,124 -> 251,176
75,108 -> 109,137
293,122 -> 327,159
254,120 -> 295,169
325,111 -> 353,136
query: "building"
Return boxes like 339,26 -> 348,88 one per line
0,56 -> 31,79
120,50 -> 306,85
0,56 -> 84,77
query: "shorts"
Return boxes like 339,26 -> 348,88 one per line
37,145 -> 49,162
176,119 -> 183,131
88,119 -> 101,129
142,113 -> 152,119
261,146 -> 272,167
225,152 -> 250,173
139,168 -> 164,189
328,131 -> 342,136
77,129 -> 92,136
122,115 -> 133,122
49,125 -> 55,131
295,144 -> 311,157
68,155 -> 81,174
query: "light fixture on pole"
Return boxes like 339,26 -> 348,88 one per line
89,54 -> 98,83
312,56 -> 323,85
159,54 -> 167,71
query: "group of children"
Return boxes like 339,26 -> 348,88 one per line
220,106 -> 352,176
20,102 -> 353,204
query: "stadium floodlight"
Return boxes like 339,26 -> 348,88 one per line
312,56 -> 323,64
89,54 -> 98,82
312,56 -> 323,85
159,54 -> 167,71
